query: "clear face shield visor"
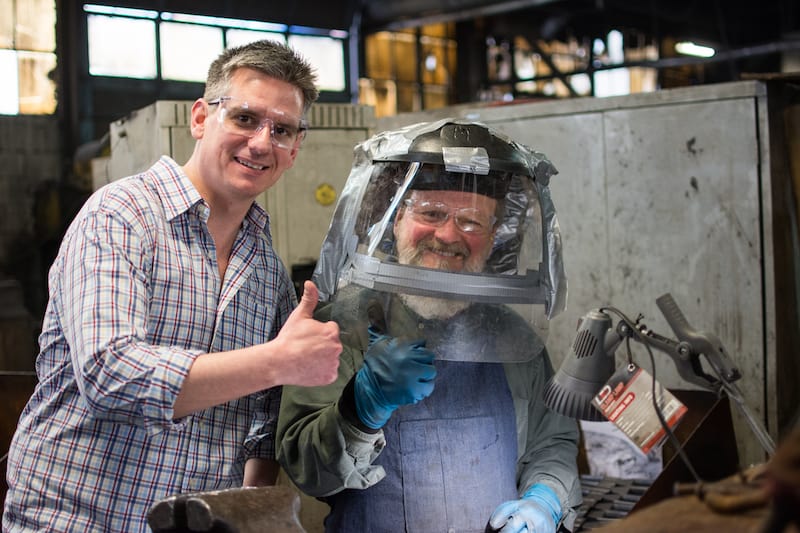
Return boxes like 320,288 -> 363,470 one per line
313,122 -> 567,363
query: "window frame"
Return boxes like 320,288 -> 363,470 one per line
83,4 -> 350,91
77,3 -> 353,143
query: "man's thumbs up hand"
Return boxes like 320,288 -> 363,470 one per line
272,281 -> 342,387
292,279 -> 322,320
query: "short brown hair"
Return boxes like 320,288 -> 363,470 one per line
204,40 -> 319,113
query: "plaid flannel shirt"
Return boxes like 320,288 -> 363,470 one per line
3,156 -> 295,532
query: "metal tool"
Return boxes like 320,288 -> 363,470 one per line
590,293 -> 776,456
654,294 -> 776,456
147,485 -> 306,533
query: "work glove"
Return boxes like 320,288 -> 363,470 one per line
486,483 -> 562,533
353,325 -> 437,429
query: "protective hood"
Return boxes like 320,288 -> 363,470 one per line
312,119 -> 567,362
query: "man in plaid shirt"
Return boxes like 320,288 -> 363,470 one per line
3,40 -> 341,532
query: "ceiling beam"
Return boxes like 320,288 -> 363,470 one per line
364,0 -> 563,32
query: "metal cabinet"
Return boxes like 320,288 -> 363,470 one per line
262,105 -> 376,270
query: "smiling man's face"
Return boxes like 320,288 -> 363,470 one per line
394,189 -> 497,273
188,67 -> 305,208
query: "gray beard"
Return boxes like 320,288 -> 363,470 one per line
396,237 -> 483,319
399,292 -> 470,320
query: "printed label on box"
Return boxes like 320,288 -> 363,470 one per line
592,363 -> 688,454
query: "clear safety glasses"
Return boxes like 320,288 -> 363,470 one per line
207,96 -> 308,150
402,198 -> 498,235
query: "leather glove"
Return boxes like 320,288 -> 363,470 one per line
487,483 -> 562,533
353,326 -> 437,429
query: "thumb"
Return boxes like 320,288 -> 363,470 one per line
488,500 -> 518,529
295,280 -> 320,318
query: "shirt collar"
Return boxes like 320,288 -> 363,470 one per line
150,155 -> 270,234
151,156 -> 203,221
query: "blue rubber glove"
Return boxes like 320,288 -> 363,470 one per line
487,483 -> 562,533
353,326 -> 437,429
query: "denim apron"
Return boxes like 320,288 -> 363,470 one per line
324,360 -> 519,533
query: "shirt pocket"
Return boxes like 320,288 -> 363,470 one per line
225,274 -> 278,347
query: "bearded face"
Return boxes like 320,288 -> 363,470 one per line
393,189 -> 497,319
396,235 -> 486,274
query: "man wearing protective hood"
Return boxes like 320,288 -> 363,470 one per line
277,120 -> 581,532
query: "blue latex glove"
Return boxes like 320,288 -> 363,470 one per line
487,483 -> 562,533
354,326 -> 437,429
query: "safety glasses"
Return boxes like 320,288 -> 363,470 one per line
207,96 -> 308,150
402,198 -> 498,235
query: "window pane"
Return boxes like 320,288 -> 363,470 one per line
16,0 -> 56,51
594,68 -> 631,97
392,34 -> 418,82
226,29 -> 285,48
160,22 -> 222,82
88,14 -> 156,78
18,50 -> 56,113
288,35 -> 345,91
0,0 -> 13,48
0,49 -> 20,114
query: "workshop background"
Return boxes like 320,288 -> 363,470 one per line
2,1 -> 800,531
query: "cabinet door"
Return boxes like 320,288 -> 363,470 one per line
498,96 -> 766,465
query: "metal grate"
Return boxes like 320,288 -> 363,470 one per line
575,475 -> 652,531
